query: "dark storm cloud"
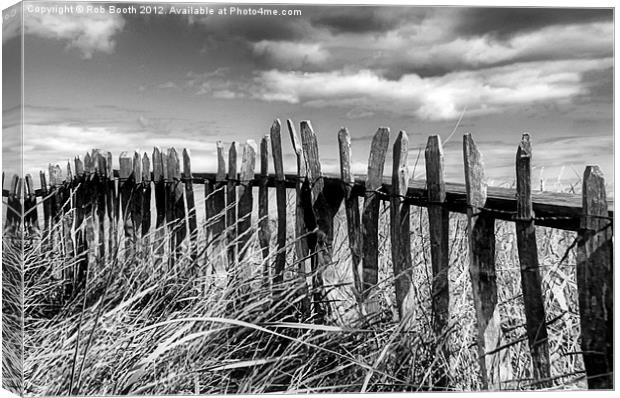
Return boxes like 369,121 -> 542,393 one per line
452,8 -> 613,38
309,7 -> 426,34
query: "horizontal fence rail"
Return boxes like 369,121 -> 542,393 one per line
2,120 -> 614,391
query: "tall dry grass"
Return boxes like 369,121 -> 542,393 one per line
3,187 -> 588,395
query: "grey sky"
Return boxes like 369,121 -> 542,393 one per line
2,1 -> 614,190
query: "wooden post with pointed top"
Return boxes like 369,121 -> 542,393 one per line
152,147 -> 166,259
577,166 -> 613,390
167,148 -> 186,263
119,152 -> 135,259
463,133 -> 500,390
141,153 -> 152,247
238,140 -> 256,259
300,121 -> 344,323
361,128 -> 390,317
390,131 -> 413,321
226,142 -> 238,270
515,133 -> 551,388
287,119 -> 311,319
183,148 -> 197,261
338,128 -> 363,302
271,119 -> 287,288
131,151 -> 143,252
258,135 -> 272,266
48,164 -> 64,253
425,135 -> 451,387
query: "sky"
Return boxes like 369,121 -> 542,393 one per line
1,1 -> 614,191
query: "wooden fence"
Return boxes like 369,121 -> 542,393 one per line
2,119 -> 613,390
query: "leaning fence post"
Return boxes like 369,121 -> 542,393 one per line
361,127 -> 390,317
577,166 -> 613,390
515,133 -> 551,387
390,130 -> 413,322
226,142 -> 239,270
271,119 -> 287,286
287,119 -> 311,319
425,135 -> 450,387
4,175 -> 21,235
183,148 -> 197,261
258,135 -> 272,265
338,127 -> 363,302
463,133 -> 501,390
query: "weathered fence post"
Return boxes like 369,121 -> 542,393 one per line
93,151 -> 107,261
425,135 -> 450,387
141,153 -> 152,250
183,148 -> 198,261
258,135 -> 272,266
300,121 -> 343,323
73,156 -> 87,294
271,119 -> 287,286
338,128 -> 363,302
167,148 -> 186,263
463,133 -> 501,390
390,131 -> 413,321
119,152 -> 135,259
226,142 -> 238,270
24,174 -> 39,236
515,133 -> 551,387
206,141 -> 226,243
131,151 -> 143,253
4,175 -> 21,235
238,140 -> 256,259
361,127 -> 390,318
577,166 -> 613,390
106,151 -> 118,260
287,119 -> 311,319
152,147 -> 166,259
39,171 -> 51,243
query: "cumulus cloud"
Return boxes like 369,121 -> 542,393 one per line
22,3 -> 125,58
246,58 -> 611,120
252,40 -> 330,69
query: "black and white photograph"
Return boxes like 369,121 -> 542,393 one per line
1,0 -> 615,394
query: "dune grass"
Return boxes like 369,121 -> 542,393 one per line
2,187 -> 588,395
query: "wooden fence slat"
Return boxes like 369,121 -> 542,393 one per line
183,148 -> 197,260
238,140 -> 256,258
515,133 -> 551,387
463,133 -> 500,390
152,147 -> 166,258
131,152 -> 143,247
207,141 -> 227,240
39,171 -> 51,238
425,135 -> 450,387
361,127 -> 390,303
287,119 -> 311,318
226,142 -> 238,269
258,135 -> 271,263
119,152 -> 135,258
141,153 -> 152,238
4,175 -> 21,234
49,164 -> 66,254
24,174 -> 39,235
300,121 -> 344,323
390,131 -> 412,320
94,150 -> 107,261
72,156 -> 87,294
167,148 -> 186,261
577,165 -> 613,390
270,119 -> 287,285
338,127 -> 363,301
